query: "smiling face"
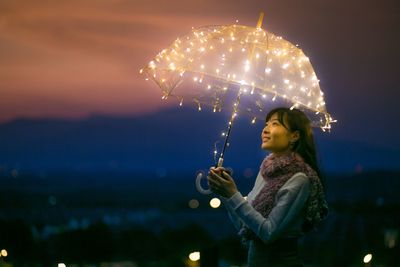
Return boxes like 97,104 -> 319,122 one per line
261,112 -> 299,155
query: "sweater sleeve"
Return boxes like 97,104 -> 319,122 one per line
225,172 -> 310,244
221,172 -> 265,231
221,197 -> 244,230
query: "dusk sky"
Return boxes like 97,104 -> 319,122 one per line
1,0 -> 399,158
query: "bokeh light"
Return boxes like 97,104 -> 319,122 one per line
209,197 -> 221,208
188,199 -> 200,209
0,249 -> 7,257
363,253 -> 372,263
189,251 -> 200,261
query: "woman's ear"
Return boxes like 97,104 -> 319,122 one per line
291,130 -> 300,143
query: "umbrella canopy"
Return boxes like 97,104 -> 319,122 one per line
141,14 -> 335,194
141,17 -> 334,130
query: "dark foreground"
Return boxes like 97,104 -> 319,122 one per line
0,170 -> 399,267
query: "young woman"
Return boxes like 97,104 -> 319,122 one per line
208,107 -> 328,267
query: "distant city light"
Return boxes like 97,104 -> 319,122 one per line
209,197 -> 221,208
0,249 -> 7,257
188,199 -> 199,209
363,253 -> 372,263
384,228 -> 398,248
11,169 -> 18,178
189,251 -> 200,261
48,195 -> 57,206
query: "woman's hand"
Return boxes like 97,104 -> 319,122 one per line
207,167 -> 238,198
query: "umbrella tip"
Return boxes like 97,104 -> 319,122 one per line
256,12 -> 264,29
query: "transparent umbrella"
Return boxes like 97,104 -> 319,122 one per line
141,13 -> 335,194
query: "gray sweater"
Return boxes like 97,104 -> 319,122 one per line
222,171 -> 310,244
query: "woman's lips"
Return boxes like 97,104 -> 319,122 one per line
262,136 -> 270,142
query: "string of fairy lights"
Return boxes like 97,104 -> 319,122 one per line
140,21 -> 335,131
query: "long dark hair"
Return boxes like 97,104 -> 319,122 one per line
265,107 -> 325,188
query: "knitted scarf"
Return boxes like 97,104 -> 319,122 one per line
239,152 -> 328,242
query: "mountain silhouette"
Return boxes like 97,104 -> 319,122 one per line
0,107 -> 399,174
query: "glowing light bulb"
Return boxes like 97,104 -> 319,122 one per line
149,61 -> 156,69
169,63 -> 176,70
244,60 -> 250,72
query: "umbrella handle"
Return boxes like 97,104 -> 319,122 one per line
195,161 -> 234,195
195,170 -> 212,195
196,157 -> 230,195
